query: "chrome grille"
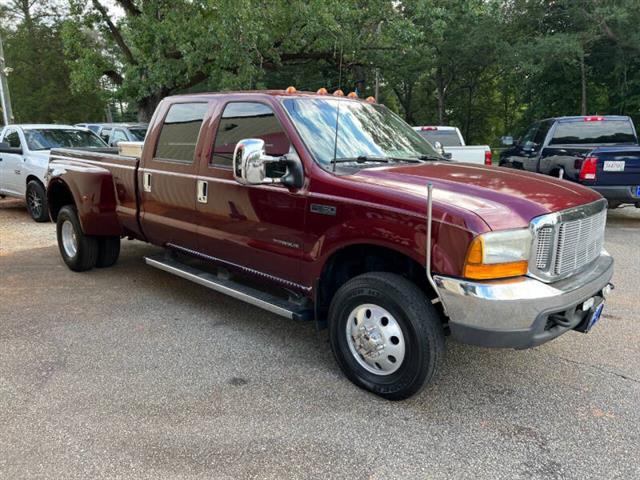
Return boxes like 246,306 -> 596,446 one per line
530,200 -> 607,282
554,209 -> 606,276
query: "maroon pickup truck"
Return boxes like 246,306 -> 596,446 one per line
46,90 -> 614,399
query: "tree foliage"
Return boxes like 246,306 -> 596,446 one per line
2,0 -> 640,144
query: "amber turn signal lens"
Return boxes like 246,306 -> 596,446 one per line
333,89 -> 344,96
463,236 -> 528,280
366,96 -> 376,103
316,87 -> 328,95
285,86 -> 297,93
347,91 -> 358,98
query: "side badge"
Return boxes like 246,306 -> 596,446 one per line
310,203 -> 337,216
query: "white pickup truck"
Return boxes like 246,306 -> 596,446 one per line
413,126 -> 492,165
0,124 -> 108,221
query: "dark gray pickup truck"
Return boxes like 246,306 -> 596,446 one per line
500,115 -> 640,208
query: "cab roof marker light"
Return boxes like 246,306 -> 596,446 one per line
333,89 -> 344,97
366,96 -> 376,103
285,86 -> 297,94
316,88 -> 328,95
347,92 -> 358,98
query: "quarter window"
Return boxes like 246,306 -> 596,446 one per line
155,102 -> 209,163
211,102 -> 290,166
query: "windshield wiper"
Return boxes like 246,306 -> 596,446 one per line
330,155 -> 390,165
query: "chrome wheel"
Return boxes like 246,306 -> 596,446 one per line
28,189 -> 42,218
61,220 -> 78,258
346,303 -> 406,376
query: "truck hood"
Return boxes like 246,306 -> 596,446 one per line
350,162 -> 602,230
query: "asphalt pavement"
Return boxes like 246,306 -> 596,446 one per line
1,197 -> 639,479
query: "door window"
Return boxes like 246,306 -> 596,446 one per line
211,102 -> 290,167
5,130 -> 21,148
155,103 -> 209,163
520,123 -> 538,147
533,120 -> 553,146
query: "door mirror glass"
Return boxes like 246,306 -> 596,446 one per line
0,142 -> 22,154
501,136 -> 514,146
233,138 -> 303,189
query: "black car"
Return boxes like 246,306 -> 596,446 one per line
500,116 -> 640,208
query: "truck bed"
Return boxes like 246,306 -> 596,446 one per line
48,147 -> 142,237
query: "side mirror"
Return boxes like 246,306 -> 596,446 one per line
433,141 -> 446,156
0,142 -> 22,154
233,138 -> 303,189
501,136 -> 514,146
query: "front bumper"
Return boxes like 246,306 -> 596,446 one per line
590,185 -> 640,204
434,253 -> 614,349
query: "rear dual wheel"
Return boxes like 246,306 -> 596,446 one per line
56,205 -> 120,271
329,272 -> 445,400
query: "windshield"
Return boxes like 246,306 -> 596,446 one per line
416,129 -> 463,147
128,127 -> 148,141
25,129 -> 107,151
282,98 -> 441,169
549,120 -> 637,145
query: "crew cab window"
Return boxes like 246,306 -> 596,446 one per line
549,120 -> 637,145
211,102 -> 290,166
155,103 -> 208,163
5,130 -> 21,148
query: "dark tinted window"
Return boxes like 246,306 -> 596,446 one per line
533,120 -> 553,145
416,130 -> 462,147
155,103 -> 209,163
550,120 -> 637,145
128,127 -> 147,141
521,123 -> 539,146
5,130 -> 21,148
212,102 -> 290,166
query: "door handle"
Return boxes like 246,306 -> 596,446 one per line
197,180 -> 208,204
143,172 -> 152,192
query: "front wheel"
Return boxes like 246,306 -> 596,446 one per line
328,272 -> 445,400
56,205 -> 98,271
26,180 -> 49,222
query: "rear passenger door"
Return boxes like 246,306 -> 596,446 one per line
139,101 -> 211,250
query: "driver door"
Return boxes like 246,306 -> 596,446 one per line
195,100 -> 307,286
0,128 -> 25,195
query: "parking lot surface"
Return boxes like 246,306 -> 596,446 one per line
1,197 -> 639,479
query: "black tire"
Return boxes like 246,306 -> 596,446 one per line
96,236 -> 121,268
26,180 -> 49,222
56,205 -> 98,272
328,272 -> 445,400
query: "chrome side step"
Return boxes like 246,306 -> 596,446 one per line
144,255 -> 312,321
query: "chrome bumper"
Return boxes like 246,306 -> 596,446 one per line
434,253 -> 614,348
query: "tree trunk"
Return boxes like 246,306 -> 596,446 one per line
435,67 -> 446,125
580,53 -> 587,115
137,90 -> 168,122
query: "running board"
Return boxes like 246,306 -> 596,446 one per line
144,255 -> 312,321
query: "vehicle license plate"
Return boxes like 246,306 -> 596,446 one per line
603,160 -> 625,172
585,302 -> 605,332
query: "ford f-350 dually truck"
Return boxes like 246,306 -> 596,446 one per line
45,90 -> 614,400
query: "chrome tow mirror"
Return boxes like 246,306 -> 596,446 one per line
232,138 -> 303,189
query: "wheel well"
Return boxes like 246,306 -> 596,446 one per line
26,175 -> 44,187
316,244 -> 437,325
47,180 -> 75,221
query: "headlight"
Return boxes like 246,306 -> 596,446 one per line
463,229 -> 532,280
